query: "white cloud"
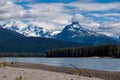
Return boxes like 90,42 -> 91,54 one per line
95,22 -> 120,38
71,14 -> 100,29
72,14 -> 88,22
1,1 -> 120,23
28,21 -> 64,31
77,0 -> 95,3
89,13 -> 120,17
12,0 -> 31,3
67,2 -> 120,11
0,0 -> 26,20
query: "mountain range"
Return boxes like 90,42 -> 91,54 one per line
0,27 -> 84,53
1,21 -> 119,45
1,21 -> 53,37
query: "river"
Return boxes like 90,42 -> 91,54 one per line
0,57 -> 120,72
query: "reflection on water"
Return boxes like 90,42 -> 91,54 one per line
0,58 -> 120,72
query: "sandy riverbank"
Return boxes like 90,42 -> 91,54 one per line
0,62 -> 119,80
0,66 -> 102,80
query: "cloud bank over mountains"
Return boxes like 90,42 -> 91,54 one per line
0,0 -> 120,38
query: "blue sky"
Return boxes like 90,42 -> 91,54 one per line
0,0 -> 120,37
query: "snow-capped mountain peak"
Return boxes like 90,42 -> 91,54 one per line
2,21 -> 27,32
71,21 -> 82,28
56,21 -> 118,44
22,25 -> 50,37
64,21 -> 99,37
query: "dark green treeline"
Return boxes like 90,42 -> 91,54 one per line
45,44 -> 120,57
0,53 -> 44,57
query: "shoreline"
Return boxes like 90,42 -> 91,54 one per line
4,62 -> 120,80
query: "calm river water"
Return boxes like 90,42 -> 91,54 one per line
0,58 -> 120,72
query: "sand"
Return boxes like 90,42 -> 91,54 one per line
5,62 -> 120,80
0,66 -> 102,80
0,62 -> 119,80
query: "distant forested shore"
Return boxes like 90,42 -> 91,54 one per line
46,44 -> 120,58
0,44 -> 120,57
0,52 -> 44,57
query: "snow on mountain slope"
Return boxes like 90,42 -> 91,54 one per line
1,21 -> 58,37
2,21 -> 27,32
